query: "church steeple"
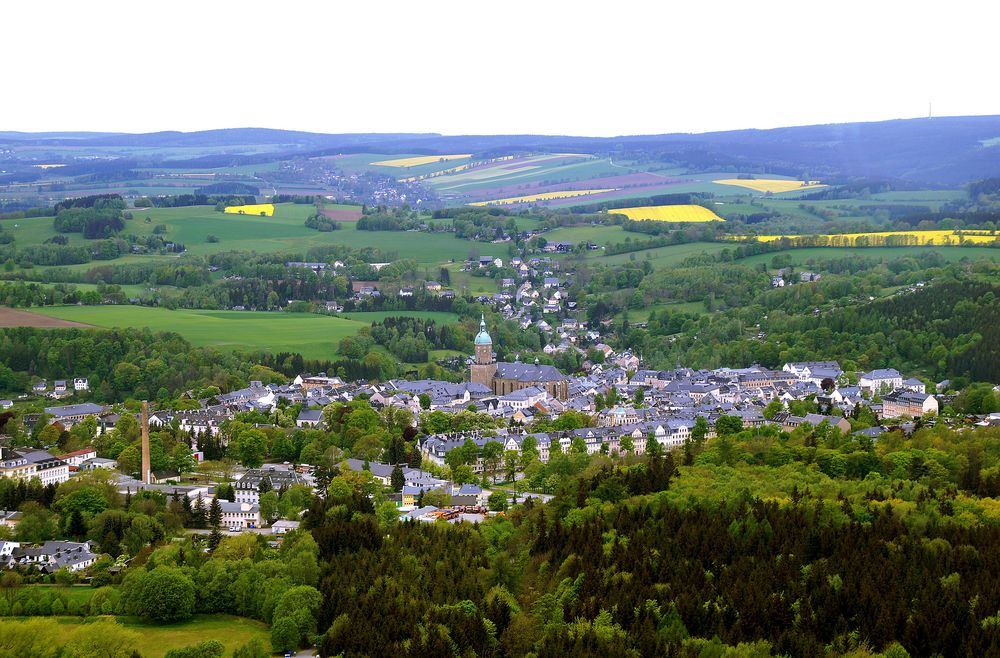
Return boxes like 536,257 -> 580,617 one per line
474,314 -> 492,346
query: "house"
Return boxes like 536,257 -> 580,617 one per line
0,400 -> 12,410
32,381 -> 47,394
425,281 -> 442,292
8,540 -> 97,572
271,519 -> 300,535
233,466 -> 304,504
859,369 -> 903,393
0,512 -> 22,529
398,287 -> 415,297
771,276 -> 785,288
53,380 -> 68,394
901,378 -> 926,394
218,500 -> 261,529
73,378 -> 89,392
55,448 -> 97,468
881,391 -> 938,419
296,409 -> 324,428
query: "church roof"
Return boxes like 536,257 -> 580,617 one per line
496,362 -> 566,383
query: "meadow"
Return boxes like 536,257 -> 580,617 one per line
607,204 -> 725,222
30,306 -> 369,360
48,614 -> 271,658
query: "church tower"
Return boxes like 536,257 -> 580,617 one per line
470,314 -> 497,388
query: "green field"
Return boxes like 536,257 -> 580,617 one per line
598,241 -> 733,267
48,614 -> 271,657
32,306 -> 367,360
734,245 -> 1000,267
5,203 -> 505,268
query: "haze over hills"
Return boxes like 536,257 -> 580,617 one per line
3,115 -> 1000,185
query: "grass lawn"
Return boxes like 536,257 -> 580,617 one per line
31,306 -> 368,361
50,614 -> 271,657
24,584 -> 97,607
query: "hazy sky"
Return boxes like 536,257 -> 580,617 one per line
5,0 -> 998,136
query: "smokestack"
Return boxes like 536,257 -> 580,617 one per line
141,401 -> 151,484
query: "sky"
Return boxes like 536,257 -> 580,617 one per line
4,0 -> 999,137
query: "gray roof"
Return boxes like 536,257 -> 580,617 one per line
495,362 -> 566,383
43,403 -> 105,417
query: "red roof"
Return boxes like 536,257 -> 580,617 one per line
55,448 -> 97,459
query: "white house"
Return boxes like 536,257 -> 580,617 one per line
73,378 -> 89,392
859,369 -> 903,393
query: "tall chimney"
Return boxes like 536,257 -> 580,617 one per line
141,401 -> 151,484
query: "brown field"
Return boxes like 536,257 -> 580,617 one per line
320,208 -> 364,221
0,307 -> 91,328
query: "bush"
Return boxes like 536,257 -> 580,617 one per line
164,639 -> 225,658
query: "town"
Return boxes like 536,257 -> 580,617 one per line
2,311 -> 993,571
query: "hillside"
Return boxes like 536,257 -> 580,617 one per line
3,116 -> 999,185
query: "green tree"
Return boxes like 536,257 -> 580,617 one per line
715,415 -> 744,436
123,566 -> 196,622
208,497 -> 222,529
488,490 -> 509,512
763,399 -> 784,420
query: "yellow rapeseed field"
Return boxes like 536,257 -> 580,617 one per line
715,179 -> 826,193
610,205 -> 725,222
223,203 -> 274,217
469,189 -> 615,206
371,154 -> 472,168
733,230 -> 999,246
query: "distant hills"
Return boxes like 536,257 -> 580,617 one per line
3,116 -> 999,185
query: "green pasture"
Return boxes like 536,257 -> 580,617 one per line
31,306 -> 369,360
597,241 -> 734,267
6,204 -> 507,268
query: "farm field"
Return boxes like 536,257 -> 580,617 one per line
714,179 -> 825,193
470,189 -> 615,206
9,204 -> 504,265
31,306 -> 368,360
542,224 -> 626,245
741,230 -> 1000,246
370,154 -> 472,167
222,203 -> 274,216
0,307 -> 91,328
607,204 -> 725,222
734,245 -> 1000,267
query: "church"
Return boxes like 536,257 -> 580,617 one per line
470,316 -> 569,400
